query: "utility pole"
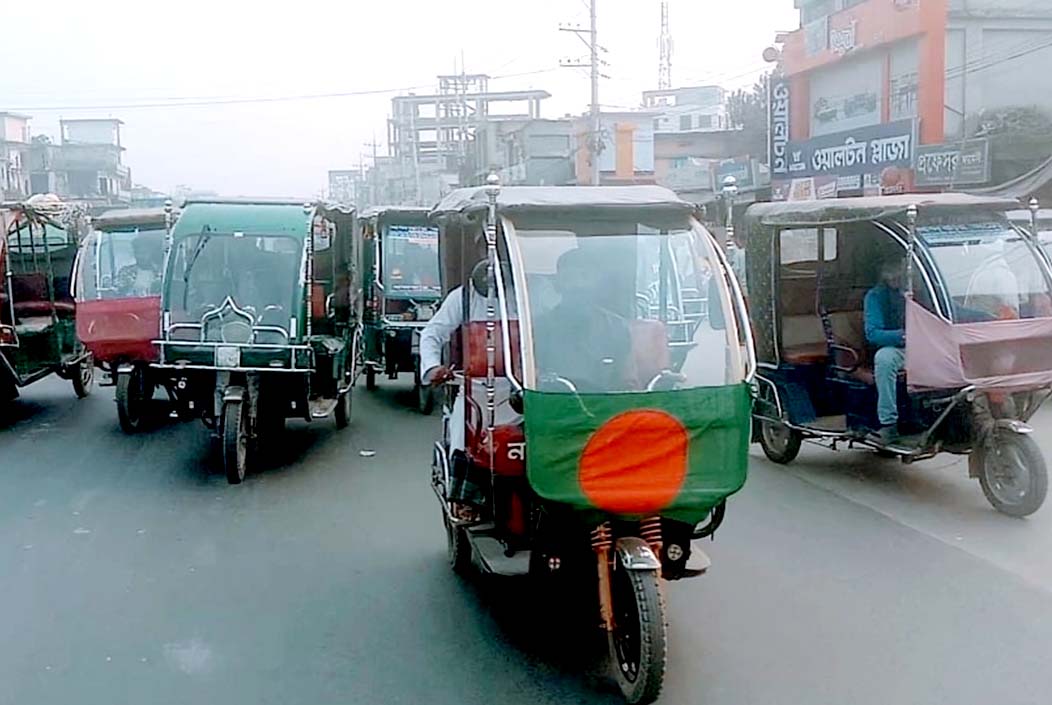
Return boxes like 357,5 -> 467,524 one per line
560,0 -> 604,186
364,135 -> 381,206
658,1 -> 673,90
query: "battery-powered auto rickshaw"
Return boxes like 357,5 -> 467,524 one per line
747,194 -> 1052,517
74,203 -> 176,432
360,206 -> 441,411
1,196 -> 93,407
429,179 -> 754,704
152,198 -> 361,483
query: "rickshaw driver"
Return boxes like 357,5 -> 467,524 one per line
864,258 -> 906,443
534,247 -> 634,391
420,250 -> 519,518
116,234 -> 161,297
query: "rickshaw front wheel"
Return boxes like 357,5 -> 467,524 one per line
444,511 -> 472,575
72,353 -> 94,399
978,431 -> 1048,518
222,399 -> 250,485
759,420 -> 802,465
609,563 -> 667,705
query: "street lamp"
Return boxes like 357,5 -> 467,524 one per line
721,175 -> 739,253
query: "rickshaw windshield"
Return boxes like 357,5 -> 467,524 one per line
918,218 -> 1052,321
165,232 -> 303,327
79,227 -> 166,300
509,216 -> 743,393
382,224 -> 440,299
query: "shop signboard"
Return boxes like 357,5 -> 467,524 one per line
769,77 -> 791,176
785,119 -> 916,179
914,139 -> 990,187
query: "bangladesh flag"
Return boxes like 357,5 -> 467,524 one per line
524,384 -> 751,525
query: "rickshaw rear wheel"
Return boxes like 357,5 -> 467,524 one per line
335,388 -> 352,429
116,367 -> 148,434
72,353 -> 94,399
222,399 -> 250,485
414,365 -> 434,415
609,563 -> 667,705
978,431 -> 1047,518
444,511 -> 472,575
758,420 -> 802,465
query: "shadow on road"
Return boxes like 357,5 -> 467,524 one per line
0,397 -> 50,431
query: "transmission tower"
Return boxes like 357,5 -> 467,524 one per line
658,1 -> 673,90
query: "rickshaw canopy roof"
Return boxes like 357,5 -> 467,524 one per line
744,193 -> 1020,229
430,185 -> 693,219
93,207 -> 173,230
361,206 -> 430,223
173,199 -> 354,238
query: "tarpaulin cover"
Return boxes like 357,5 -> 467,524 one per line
905,297 -> 1052,391
524,383 -> 751,524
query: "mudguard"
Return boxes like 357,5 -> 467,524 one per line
223,385 -> 245,404
615,537 -> 661,571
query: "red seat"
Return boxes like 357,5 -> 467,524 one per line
461,320 -> 522,379
782,342 -> 829,365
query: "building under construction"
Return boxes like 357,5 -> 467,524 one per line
385,73 -> 550,199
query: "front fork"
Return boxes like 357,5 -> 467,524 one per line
591,518 -> 664,631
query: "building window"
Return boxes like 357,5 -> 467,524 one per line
801,0 -> 834,25
680,114 -> 693,131
697,114 -> 713,129
890,72 -> 918,120
98,177 -> 109,195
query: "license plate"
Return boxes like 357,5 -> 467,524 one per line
216,346 -> 240,368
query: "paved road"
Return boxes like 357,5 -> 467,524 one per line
3,377 -> 1052,705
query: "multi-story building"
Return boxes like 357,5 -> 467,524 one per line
0,113 -> 32,200
574,111 -> 659,186
772,0 -> 1052,199
644,85 -> 730,134
31,118 -> 132,208
471,118 -> 577,187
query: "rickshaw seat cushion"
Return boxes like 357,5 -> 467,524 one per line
782,341 -> 828,365
15,316 -> 53,335
311,283 -> 327,319
628,319 -> 671,386
462,320 -> 522,378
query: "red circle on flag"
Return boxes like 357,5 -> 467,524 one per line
578,409 -> 689,514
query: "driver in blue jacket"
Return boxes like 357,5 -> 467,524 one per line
864,258 -> 906,443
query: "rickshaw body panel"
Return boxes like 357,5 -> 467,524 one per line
744,192 -> 1052,456
76,295 -> 161,363
431,185 -> 754,525
360,207 -> 439,378
74,207 -> 171,365
0,201 -> 89,393
155,198 -> 360,429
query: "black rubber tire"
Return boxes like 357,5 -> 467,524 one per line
335,388 -> 352,429
978,431 -> 1048,518
222,400 -> 249,485
72,354 -> 94,399
758,420 -> 802,465
115,368 -> 146,434
415,365 -> 434,415
444,512 -> 472,575
609,566 -> 668,705
365,367 -> 377,391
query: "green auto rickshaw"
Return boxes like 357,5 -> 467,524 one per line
152,198 -> 362,483
360,206 -> 441,412
1,196 -> 93,406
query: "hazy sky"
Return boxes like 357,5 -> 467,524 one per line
1,0 -> 797,197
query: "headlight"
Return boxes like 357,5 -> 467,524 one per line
222,321 -> 253,344
216,346 -> 240,368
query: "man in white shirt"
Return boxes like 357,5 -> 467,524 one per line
421,259 -> 518,515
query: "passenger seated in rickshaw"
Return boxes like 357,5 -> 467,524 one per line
116,234 -> 161,297
864,258 -> 906,443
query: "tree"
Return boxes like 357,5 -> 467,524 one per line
970,105 -> 1052,184
726,73 -> 771,158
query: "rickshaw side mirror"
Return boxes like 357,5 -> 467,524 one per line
509,387 -> 524,415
